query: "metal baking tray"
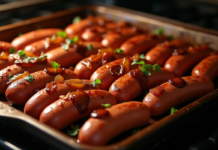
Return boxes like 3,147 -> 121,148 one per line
1,5 -> 218,150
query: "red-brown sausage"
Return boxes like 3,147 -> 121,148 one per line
191,54 -> 218,80
109,68 -> 174,103
81,25 -> 107,42
78,101 -> 151,145
0,63 -> 51,94
90,57 -> 149,90
24,80 -> 96,119
120,34 -> 167,56
143,76 -> 214,116
101,27 -> 143,49
11,28 -> 63,50
164,44 -> 213,77
39,90 -> 117,130
65,16 -> 110,38
46,41 -> 103,67
5,69 -> 78,105
145,40 -> 191,66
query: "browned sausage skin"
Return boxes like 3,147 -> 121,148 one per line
145,40 -> 191,66
164,44 -> 214,77
24,79 -> 97,119
143,76 -> 214,116
39,90 -> 117,130
11,28 -> 63,50
78,101 -> 151,145
74,48 -> 124,79
191,54 -> 218,80
46,41 -> 103,67
120,34 -> 168,56
90,57 -> 148,90
109,68 -> 174,103
0,63 -> 51,94
101,27 -> 144,49
5,68 -> 78,105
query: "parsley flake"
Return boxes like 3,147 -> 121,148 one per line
9,74 -> 13,79
89,79 -> 101,87
57,31 -> 67,38
73,16 -> 82,23
101,103 -> 111,108
87,43 -> 93,51
132,61 -> 161,76
52,61 -> 60,73
171,107 -> 178,114
24,74 -> 34,82
132,128 -> 140,134
114,48 -> 123,54
139,54 -> 145,59
67,125 -> 80,136
18,50 -> 27,58
154,28 -> 164,35
39,55 -> 47,60
167,35 -> 173,41
9,48 -> 16,54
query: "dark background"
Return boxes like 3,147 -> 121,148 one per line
0,0 -> 218,150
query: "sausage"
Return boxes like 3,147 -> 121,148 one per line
65,16 -> 110,38
101,27 -> 143,49
120,34 -> 167,56
78,101 -> 151,145
81,25 -> 107,42
143,76 -> 214,116
164,44 -> 213,77
46,41 -> 103,67
192,54 -> 218,80
39,90 -> 117,130
109,68 -> 174,103
145,40 -> 191,66
90,57 -> 148,90
74,49 -> 124,79
24,80 -> 96,119
0,63 -> 51,94
23,38 -> 63,56
5,69 -> 78,105
11,28 -> 63,50
0,41 -> 16,70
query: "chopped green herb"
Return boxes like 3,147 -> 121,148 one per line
61,44 -> 69,50
18,50 -> 27,58
114,48 -> 123,55
72,36 -> 78,43
39,55 -> 47,60
9,48 -> 16,54
57,31 -> 67,38
67,125 -> 80,136
101,103 -> 111,108
87,43 -> 93,51
139,54 -> 145,59
89,79 -> 101,87
52,61 -> 60,73
51,34 -> 56,40
73,16 -> 82,23
154,28 -> 164,35
65,38 -> 73,44
24,74 -> 34,82
9,74 -> 13,79
132,61 -> 161,76
132,128 -> 140,134
167,35 -> 173,41
171,107 -> 177,114
18,33 -> 23,36
24,57 -> 36,63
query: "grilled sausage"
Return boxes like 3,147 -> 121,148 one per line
78,101 -> 151,145
143,76 -> 214,116
39,90 -> 117,130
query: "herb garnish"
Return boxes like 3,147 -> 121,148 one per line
39,54 -> 47,60
24,74 -> 34,82
170,107 -> 178,114
154,28 -> 164,35
9,48 -> 16,54
57,31 -> 67,38
52,61 -> 60,73
89,79 -> 101,87
62,36 -> 79,50
73,16 -> 82,23
132,128 -> 140,134
9,74 -> 13,79
87,43 -> 93,51
132,60 -> 161,76
67,125 -> 80,136
139,54 -> 145,59
114,48 -> 123,55
101,103 -> 111,108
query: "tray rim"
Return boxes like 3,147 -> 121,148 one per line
0,4 -> 218,150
